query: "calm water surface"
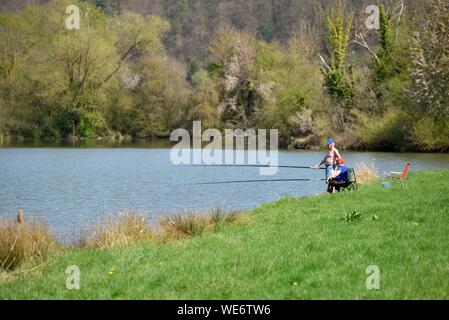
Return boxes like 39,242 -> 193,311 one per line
1,141 -> 448,241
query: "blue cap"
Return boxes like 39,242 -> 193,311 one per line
327,139 -> 335,145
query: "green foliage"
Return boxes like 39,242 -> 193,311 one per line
0,0 -> 172,139
256,39 -> 325,148
411,116 -> 449,152
111,12 -> 170,59
187,59 -> 200,85
188,69 -> 220,129
326,10 -> 353,72
353,3 -> 417,151
0,12 -> 34,79
372,5 -> 393,84
78,110 -> 108,138
0,0 -> 447,151
371,5 -> 410,90
323,3 -> 354,122
93,0 -> 120,15
353,108 -> 409,151
130,56 -> 191,138
323,69 -> 354,101
341,210 -> 363,223
379,5 -> 392,55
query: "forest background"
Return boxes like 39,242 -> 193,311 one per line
0,0 -> 448,151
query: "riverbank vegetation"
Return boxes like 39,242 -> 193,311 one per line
354,163 -> 379,185
0,0 -> 448,151
0,220 -> 57,272
0,208 -> 244,272
84,209 -> 246,250
1,169 -> 448,299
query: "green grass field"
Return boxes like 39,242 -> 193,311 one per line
1,170 -> 449,299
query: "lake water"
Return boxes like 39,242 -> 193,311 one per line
1,141 -> 448,241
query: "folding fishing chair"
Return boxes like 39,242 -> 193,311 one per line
329,168 -> 358,193
390,162 -> 411,188
340,168 -> 358,192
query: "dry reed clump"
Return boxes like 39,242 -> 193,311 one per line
0,220 -> 57,272
355,163 -> 380,185
156,208 -> 245,241
84,212 -> 153,250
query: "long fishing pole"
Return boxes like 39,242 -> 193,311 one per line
187,178 -> 326,186
188,164 -> 326,170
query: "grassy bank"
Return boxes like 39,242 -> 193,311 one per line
1,170 -> 449,299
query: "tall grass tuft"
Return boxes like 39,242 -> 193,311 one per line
157,208 -> 245,241
85,212 -> 152,250
209,208 -> 244,227
158,214 -> 212,239
0,220 -> 57,272
355,163 -> 380,185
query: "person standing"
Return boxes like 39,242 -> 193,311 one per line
313,139 -> 342,180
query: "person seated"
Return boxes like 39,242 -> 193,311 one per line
327,158 -> 348,193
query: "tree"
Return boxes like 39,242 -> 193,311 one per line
407,0 -> 449,151
409,0 -> 449,119
320,2 -> 354,131
208,27 -> 259,128
0,0 -> 172,139
188,69 -> 220,130
130,56 -> 191,138
257,37 -> 325,148
0,13 -> 35,79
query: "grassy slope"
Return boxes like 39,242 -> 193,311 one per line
1,170 -> 449,299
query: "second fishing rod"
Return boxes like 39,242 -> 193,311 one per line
188,164 -> 326,170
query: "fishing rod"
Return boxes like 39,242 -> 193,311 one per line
188,164 -> 326,170
187,178 -> 326,186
